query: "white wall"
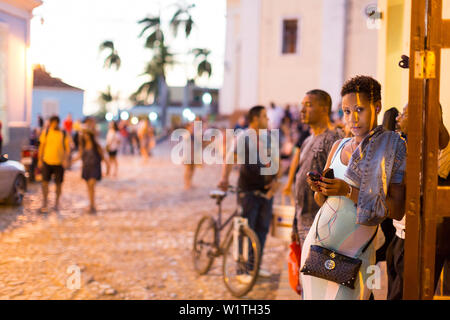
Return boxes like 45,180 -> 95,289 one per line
258,0 -> 323,107
220,1 -> 240,115
221,0 -> 380,115
0,0 -> 40,152
320,0 -> 347,112
0,22 -> 8,143
238,0 -> 261,109
344,0 -> 379,81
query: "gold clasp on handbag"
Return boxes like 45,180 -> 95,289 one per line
330,252 -> 336,258
324,259 -> 336,270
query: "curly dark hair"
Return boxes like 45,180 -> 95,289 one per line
341,75 -> 382,103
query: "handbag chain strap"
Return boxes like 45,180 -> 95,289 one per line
314,199 -> 378,258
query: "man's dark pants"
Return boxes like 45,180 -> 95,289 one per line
386,235 -> 404,300
386,218 -> 450,299
238,192 -> 273,272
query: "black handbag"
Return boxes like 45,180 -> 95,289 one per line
300,206 -> 378,289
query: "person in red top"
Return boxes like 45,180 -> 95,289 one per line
63,113 -> 73,135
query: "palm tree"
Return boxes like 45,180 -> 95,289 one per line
170,2 -> 195,38
138,16 -> 164,49
132,43 -> 175,127
96,85 -> 114,118
99,40 -> 121,70
192,48 -> 212,80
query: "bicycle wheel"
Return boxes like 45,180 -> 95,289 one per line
222,225 -> 261,297
193,216 -> 217,275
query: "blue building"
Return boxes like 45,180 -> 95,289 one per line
31,65 -> 84,128
129,85 -> 219,129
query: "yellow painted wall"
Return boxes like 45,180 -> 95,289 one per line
378,0 -> 410,122
441,1 -> 450,131
384,1 -> 404,110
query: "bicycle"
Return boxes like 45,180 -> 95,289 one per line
192,186 -> 261,297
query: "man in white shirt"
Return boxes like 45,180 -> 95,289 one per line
267,102 -> 284,130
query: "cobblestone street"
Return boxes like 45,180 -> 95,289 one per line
0,141 -> 288,300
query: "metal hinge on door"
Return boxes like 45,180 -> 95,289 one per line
414,50 -> 436,79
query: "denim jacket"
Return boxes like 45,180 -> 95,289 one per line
345,125 -> 407,226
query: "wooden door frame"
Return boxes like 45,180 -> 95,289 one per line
404,0 -> 450,300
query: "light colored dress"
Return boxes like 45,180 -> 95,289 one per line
300,138 -> 378,300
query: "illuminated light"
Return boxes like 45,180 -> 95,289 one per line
183,108 -> 193,119
120,111 -> 129,121
105,112 -> 113,121
149,112 -> 158,121
131,116 -> 139,125
187,112 -> 196,122
202,92 -> 212,105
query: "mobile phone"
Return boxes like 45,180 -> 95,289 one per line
323,168 -> 335,179
307,171 -> 322,182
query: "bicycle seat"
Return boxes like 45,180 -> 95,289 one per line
209,190 -> 227,200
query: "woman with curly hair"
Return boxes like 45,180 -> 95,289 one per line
300,76 -> 407,300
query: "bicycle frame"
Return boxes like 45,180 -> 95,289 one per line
214,197 -> 239,253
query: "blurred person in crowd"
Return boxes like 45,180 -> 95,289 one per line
279,114 -> 295,161
83,116 -> 98,136
382,107 -> 399,132
183,121 -> 199,190
138,118 -> 154,160
387,103 -> 450,299
234,115 -> 247,130
267,102 -> 284,129
38,114 -> 44,129
72,119 -> 82,151
119,121 -> 130,155
282,104 -> 293,126
106,121 -> 121,177
129,121 -> 140,155
282,90 -> 342,246
37,116 -> 70,213
63,113 -> 73,135
73,128 -> 109,214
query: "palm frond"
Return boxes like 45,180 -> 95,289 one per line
99,40 -> 114,52
197,60 -> 212,78
138,16 -> 161,38
145,30 -> 165,49
192,48 -> 210,58
185,16 -> 193,37
170,8 -> 183,24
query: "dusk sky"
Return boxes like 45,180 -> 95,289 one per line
30,0 -> 227,116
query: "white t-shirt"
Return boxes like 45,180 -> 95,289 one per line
393,217 -> 406,239
106,130 -> 121,152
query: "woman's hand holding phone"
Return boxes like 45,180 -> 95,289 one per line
317,177 -> 350,197
306,171 -> 322,193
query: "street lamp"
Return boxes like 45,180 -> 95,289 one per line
105,112 -> 113,121
202,92 -> 212,105
149,112 -> 158,122
120,111 -> 129,121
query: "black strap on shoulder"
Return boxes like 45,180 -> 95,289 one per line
360,226 -> 379,254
